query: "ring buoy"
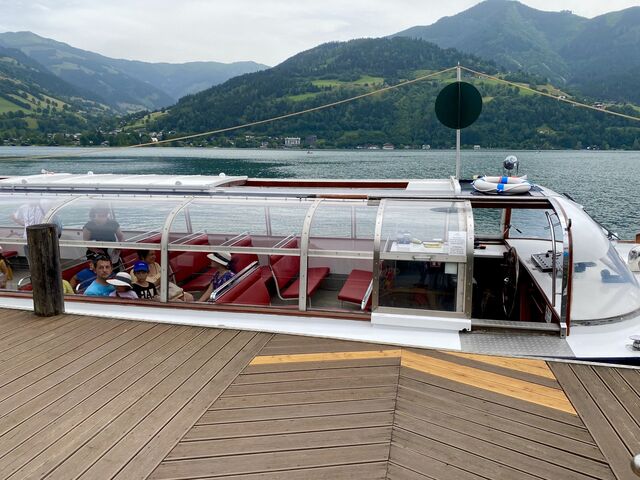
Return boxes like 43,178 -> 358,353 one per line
472,175 -> 531,194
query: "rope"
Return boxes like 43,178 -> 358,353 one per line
461,66 -> 640,123
0,66 -> 457,161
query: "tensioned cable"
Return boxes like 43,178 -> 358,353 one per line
0,66 -> 457,161
462,66 -> 640,123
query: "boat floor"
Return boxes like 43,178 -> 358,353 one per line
0,309 -> 637,479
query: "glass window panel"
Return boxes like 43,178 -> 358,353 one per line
378,260 -> 457,312
309,202 -> 377,253
381,200 -> 468,257
508,208 -> 561,240
0,194 -> 71,239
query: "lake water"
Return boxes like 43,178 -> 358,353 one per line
0,146 -> 638,239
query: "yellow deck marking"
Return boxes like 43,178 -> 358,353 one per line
249,349 -> 402,365
249,347 -> 574,415
401,351 -> 576,415
442,351 -> 556,379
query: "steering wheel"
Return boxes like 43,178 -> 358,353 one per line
502,246 -> 519,318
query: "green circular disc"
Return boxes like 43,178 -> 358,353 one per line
435,81 -> 483,129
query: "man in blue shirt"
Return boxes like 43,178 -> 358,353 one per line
84,256 -> 115,296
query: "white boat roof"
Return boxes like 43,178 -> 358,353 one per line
0,173 -> 247,191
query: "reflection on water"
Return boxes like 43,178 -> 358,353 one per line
0,146 -> 639,239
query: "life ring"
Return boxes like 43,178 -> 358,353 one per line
472,176 -> 531,194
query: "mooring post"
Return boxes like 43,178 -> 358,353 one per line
632,454 -> 640,476
26,223 -> 64,316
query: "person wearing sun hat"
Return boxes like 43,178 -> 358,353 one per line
107,272 -> 138,299
198,252 -> 235,302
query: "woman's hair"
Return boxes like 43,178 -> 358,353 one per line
89,206 -> 110,219
137,249 -> 150,260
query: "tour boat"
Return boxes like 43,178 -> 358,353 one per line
0,170 -> 638,363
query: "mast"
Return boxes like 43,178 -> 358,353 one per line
455,63 -> 461,179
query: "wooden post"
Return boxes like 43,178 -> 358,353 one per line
26,223 -> 64,316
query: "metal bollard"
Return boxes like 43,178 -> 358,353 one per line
632,454 -> 640,477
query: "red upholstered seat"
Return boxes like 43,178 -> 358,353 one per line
269,238 -> 330,299
230,236 -> 259,272
169,234 -> 210,286
216,266 -> 271,306
1,250 -> 17,259
338,269 -> 373,307
181,267 -> 216,291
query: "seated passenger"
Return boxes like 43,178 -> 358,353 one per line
107,272 -> 138,299
199,252 -> 235,302
0,247 -> 13,289
62,279 -> 74,295
84,256 -> 115,297
70,264 -> 96,292
131,261 -> 158,300
132,250 -> 193,302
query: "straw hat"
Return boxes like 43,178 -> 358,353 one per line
207,252 -> 232,267
107,272 -> 133,288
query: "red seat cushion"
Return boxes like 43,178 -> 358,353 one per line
217,266 -> 271,306
231,236 -> 259,272
62,261 -> 91,281
181,267 -> 216,291
338,270 -> 373,305
281,267 -> 330,298
2,250 -> 17,259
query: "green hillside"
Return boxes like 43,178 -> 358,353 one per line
152,37 -> 640,150
394,0 -> 640,104
0,46 -> 112,144
0,32 -> 267,112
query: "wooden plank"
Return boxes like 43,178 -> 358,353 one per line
569,364 -> 640,455
0,324 -> 182,478
0,316 -> 72,352
167,426 -> 391,460
443,351 -> 556,379
110,332 -> 272,480
210,386 -> 398,410
198,399 -> 397,425
396,385 -> 604,461
401,350 -> 575,414
11,327 -> 217,480
394,412 -> 599,480
0,322 -> 153,423
387,462 -> 435,480
594,367 -> 640,432
0,317 -> 111,375
396,398 -> 613,479
185,411 -> 394,441
223,374 -> 399,397
618,369 -> 640,398
235,365 -> 400,385
259,341 -> 397,355
0,315 -> 83,360
250,349 -> 401,365
401,367 -> 585,429
0,317 -> 128,399
392,429 -> 540,480
31,329 -> 238,480
189,463 -> 389,480
148,444 -> 391,479
550,362 -> 636,480
388,444 -> 483,480
243,356 -> 400,375
424,350 -> 560,388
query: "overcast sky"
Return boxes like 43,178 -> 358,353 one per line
0,0 -> 638,66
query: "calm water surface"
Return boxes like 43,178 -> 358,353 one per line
0,146 -> 638,238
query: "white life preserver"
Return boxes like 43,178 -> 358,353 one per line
472,175 -> 532,194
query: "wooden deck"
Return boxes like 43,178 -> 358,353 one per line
0,309 -> 638,479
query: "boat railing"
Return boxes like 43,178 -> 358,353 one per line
210,260 -> 259,302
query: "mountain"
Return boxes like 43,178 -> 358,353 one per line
393,0 -> 640,103
0,32 -> 267,112
0,46 -> 111,142
152,37 -> 640,150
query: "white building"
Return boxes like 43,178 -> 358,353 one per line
284,137 -> 301,147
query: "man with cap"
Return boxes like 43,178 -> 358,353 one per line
131,261 -> 158,300
198,252 -> 235,302
107,272 -> 138,299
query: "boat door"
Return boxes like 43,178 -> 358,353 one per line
372,199 -> 474,330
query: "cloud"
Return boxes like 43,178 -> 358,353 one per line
0,0 -> 637,65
